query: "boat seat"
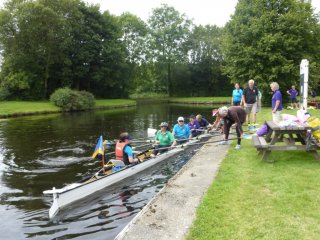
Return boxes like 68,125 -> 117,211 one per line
110,160 -> 126,167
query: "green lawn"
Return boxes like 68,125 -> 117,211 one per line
0,99 -> 136,118
95,99 -> 136,107
169,97 -> 230,103
186,108 -> 320,240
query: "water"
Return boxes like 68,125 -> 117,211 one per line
0,102 -> 214,239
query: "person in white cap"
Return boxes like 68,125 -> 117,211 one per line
217,106 -> 246,149
172,116 -> 192,143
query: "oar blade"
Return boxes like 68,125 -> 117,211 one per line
147,128 -> 157,138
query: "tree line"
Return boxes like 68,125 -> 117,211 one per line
0,0 -> 319,100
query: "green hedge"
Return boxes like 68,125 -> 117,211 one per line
50,88 -> 95,111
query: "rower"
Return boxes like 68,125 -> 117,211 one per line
172,117 -> 192,144
196,114 -> 209,129
115,132 -> 139,165
187,115 -> 201,137
151,122 -> 177,157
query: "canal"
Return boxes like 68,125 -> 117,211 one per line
0,102 -> 215,239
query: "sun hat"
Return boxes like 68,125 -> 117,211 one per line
218,106 -> 228,116
212,109 -> 219,116
177,116 -> 184,122
159,122 -> 168,127
189,114 -> 195,119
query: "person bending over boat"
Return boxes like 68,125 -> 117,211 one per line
116,132 -> 139,165
151,122 -> 177,157
196,114 -> 209,129
172,117 -> 192,144
188,115 -> 201,137
217,106 -> 246,150
209,109 -> 224,134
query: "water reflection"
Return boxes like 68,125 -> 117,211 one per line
0,102 -> 213,239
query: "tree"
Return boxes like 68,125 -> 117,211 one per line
188,25 -> 229,96
0,0 -> 67,99
118,13 -> 149,95
223,0 -> 320,94
148,4 -> 192,96
0,0 -> 127,99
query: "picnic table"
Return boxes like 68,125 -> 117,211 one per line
252,120 -> 320,161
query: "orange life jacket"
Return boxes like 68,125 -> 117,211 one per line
115,141 -> 131,165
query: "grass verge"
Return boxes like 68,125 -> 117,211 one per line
169,97 -> 230,104
186,108 -> 320,240
0,99 -> 136,118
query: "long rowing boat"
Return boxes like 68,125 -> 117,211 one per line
43,133 -> 212,219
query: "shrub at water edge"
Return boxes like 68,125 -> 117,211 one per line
50,88 -> 95,111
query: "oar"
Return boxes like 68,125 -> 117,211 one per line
147,128 -> 157,138
152,137 -> 242,152
104,142 -> 154,157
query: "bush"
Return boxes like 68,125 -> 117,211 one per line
50,88 -> 95,111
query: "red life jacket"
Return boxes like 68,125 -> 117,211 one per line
115,141 -> 131,165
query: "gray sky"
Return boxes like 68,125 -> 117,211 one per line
84,0 -> 320,26
0,0 -> 319,26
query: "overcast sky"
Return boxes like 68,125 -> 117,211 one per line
0,0 -> 319,26
84,0 -> 320,26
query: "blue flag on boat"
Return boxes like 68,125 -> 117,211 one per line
92,136 -> 104,159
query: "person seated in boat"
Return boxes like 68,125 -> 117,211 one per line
196,114 -> 209,129
115,132 -> 139,165
187,115 -> 201,137
151,122 -> 177,157
172,116 -> 192,144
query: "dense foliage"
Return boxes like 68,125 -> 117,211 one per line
223,0 -> 320,95
50,87 -> 95,111
0,0 -> 319,100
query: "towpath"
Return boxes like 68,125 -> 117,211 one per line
116,135 -> 229,239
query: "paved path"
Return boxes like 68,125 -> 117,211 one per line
116,136 -> 229,240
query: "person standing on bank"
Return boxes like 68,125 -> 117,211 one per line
217,106 -> 246,150
270,82 -> 282,122
242,79 -> 259,130
231,83 -> 243,106
286,85 -> 299,109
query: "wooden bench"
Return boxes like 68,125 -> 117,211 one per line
252,135 -> 268,150
252,135 -> 270,161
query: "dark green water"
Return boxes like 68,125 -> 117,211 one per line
0,102 -> 215,239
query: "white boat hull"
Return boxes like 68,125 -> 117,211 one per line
44,145 -> 188,218
43,133 -> 213,219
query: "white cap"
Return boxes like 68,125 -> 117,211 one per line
177,116 -> 184,122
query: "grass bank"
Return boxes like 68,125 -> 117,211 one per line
187,108 -> 320,239
168,97 -> 230,104
0,99 -> 136,118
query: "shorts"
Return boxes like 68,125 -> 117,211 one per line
290,98 -> 298,103
245,102 -> 258,114
272,111 -> 281,122
233,101 -> 241,106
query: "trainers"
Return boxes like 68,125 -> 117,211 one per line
218,140 -> 228,145
235,144 -> 241,150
